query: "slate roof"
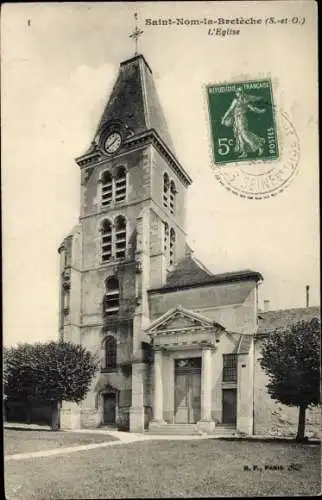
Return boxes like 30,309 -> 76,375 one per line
149,255 -> 263,293
95,54 -> 176,153
257,306 -> 320,335
165,256 -> 213,288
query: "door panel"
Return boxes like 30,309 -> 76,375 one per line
222,389 -> 237,424
175,371 -> 201,423
103,393 -> 116,425
175,374 -> 189,423
189,373 -> 201,423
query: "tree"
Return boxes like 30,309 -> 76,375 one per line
260,317 -> 320,441
4,341 -> 98,430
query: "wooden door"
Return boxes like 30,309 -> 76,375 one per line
174,359 -> 201,424
175,373 -> 189,423
222,389 -> 237,424
189,372 -> 201,423
103,393 -> 116,425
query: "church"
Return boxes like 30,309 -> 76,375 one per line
58,50 -> 320,437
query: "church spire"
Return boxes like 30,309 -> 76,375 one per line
76,17 -> 192,187
129,13 -> 144,56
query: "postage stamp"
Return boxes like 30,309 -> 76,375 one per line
207,79 -> 278,165
206,79 -> 300,199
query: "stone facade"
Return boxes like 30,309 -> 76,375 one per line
58,53 -> 321,437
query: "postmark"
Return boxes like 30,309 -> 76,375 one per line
206,79 -> 300,199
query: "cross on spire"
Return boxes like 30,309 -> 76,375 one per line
129,12 -> 144,56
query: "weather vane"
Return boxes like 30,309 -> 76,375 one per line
129,12 -> 144,56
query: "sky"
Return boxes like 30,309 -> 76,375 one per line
2,2 -> 319,346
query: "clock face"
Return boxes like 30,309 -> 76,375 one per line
104,132 -> 122,154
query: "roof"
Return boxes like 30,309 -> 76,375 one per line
257,306 -> 321,335
149,255 -> 263,293
95,54 -> 176,153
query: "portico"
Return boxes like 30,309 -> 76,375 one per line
146,307 -> 225,433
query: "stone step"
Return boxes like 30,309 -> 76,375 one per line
214,425 -> 237,436
148,424 -> 201,435
148,422 -> 237,436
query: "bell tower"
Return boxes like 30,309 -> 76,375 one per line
59,22 -> 192,431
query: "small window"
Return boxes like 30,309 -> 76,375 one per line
114,215 -> 127,260
104,276 -> 119,316
101,219 -> 112,262
169,228 -> 176,265
163,173 -> 169,209
115,167 -> 127,203
223,354 -> 237,382
101,171 -> 113,207
105,336 -> 117,370
170,181 -> 176,215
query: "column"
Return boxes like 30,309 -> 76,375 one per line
197,347 -> 215,433
152,348 -> 165,423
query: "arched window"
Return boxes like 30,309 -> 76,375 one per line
170,181 -> 176,215
115,166 -> 127,203
104,276 -> 119,316
101,171 -> 113,207
114,215 -> 127,260
170,228 -> 176,265
101,219 -> 112,262
163,173 -> 169,209
105,336 -> 117,370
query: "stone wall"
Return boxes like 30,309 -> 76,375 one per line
80,409 -> 101,428
149,281 -> 258,334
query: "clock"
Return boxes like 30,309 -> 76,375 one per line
104,131 -> 122,154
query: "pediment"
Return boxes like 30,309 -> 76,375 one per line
146,307 -> 225,337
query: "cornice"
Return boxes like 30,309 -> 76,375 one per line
75,129 -> 192,187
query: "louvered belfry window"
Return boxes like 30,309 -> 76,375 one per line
100,217 -> 127,263
115,166 -> 127,203
104,276 -> 119,316
223,354 -> 238,382
170,228 -> 176,265
114,216 -> 127,260
164,222 -> 169,253
170,181 -> 176,215
101,167 -> 127,207
101,219 -> 112,262
101,171 -> 113,207
163,173 -> 169,209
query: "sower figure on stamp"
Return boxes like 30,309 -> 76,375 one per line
221,87 -> 266,158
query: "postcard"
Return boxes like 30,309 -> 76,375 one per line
2,2 -> 320,498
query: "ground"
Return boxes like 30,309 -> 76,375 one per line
4,428 -> 116,455
4,430 -> 321,498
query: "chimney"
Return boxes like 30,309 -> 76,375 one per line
264,300 -> 270,312
306,285 -> 310,307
